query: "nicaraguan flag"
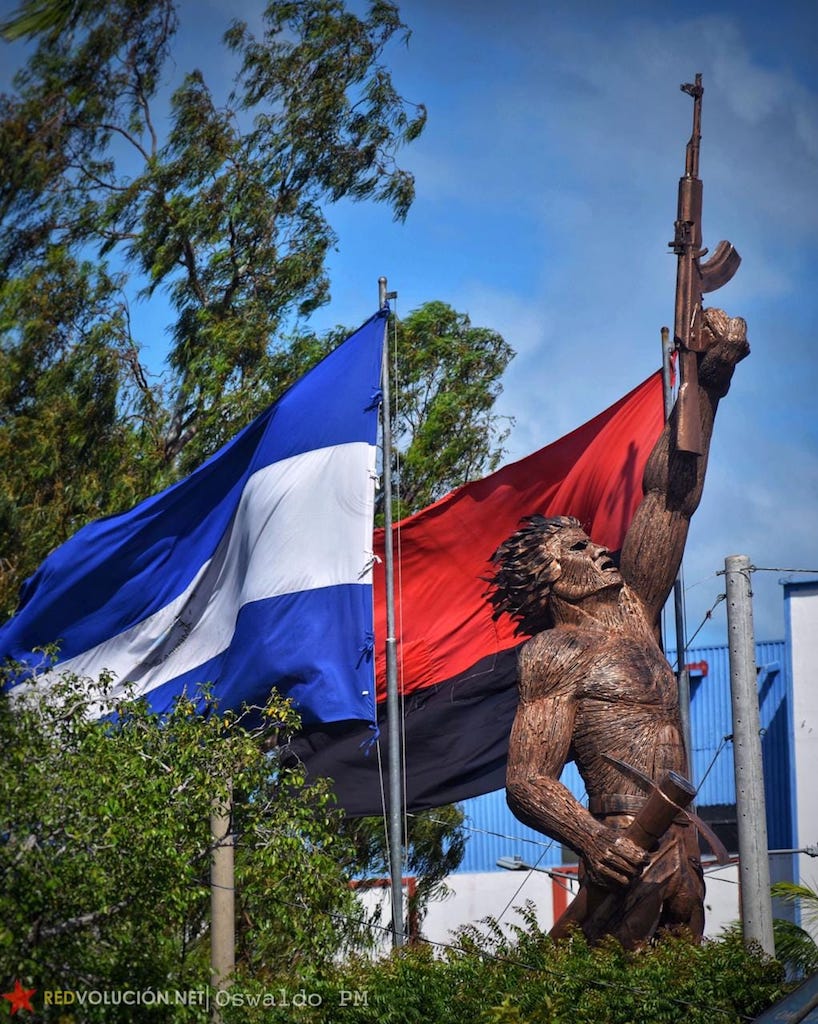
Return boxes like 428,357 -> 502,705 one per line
0,309 -> 387,725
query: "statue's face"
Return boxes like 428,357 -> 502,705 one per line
545,525 -> 623,603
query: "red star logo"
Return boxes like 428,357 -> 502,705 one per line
2,981 -> 36,1015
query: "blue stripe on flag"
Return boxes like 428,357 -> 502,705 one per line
1,309 -> 386,726
134,585 -> 375,725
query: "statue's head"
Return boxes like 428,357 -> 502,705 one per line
486,514 -> 623,635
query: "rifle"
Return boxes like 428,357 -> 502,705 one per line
671,74 -> 741,455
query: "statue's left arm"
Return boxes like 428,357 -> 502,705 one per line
619,308 -> 749,624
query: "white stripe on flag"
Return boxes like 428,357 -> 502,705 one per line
35,441 -> 376,699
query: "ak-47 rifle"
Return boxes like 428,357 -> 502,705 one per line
671,73 -> 741,455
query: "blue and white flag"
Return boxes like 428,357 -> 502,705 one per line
0,310 -> 387,725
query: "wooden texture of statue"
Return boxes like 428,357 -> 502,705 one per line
487,307 -> 749,947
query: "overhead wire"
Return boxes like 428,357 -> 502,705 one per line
729,566 -> 818,575
684,591 -> 726,650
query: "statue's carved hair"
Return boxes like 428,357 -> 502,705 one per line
485,515 -> 581,636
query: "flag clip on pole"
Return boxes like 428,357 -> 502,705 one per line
378,277 -> 405,948
724,554 -> 775,956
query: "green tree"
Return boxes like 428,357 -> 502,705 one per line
768,881 -> 818,977
290,300 -> 516,524
0,668 -> 366,1019
0,249 -> 161,618
388,300 -> 514,517
1,0 -> 515,957
0,0 -> 425,612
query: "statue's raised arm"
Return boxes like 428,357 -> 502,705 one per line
620,307 -> 749,625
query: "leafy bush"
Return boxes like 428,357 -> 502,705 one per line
216,907 -> 787,1024
1,668 -> 363,1022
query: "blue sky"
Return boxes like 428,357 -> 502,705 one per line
310,0 -> 818,649
3,0 -> 817,648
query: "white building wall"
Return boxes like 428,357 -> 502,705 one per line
417,862 -> 739,947
787,582 -> 818,932
421,869 -> 573,948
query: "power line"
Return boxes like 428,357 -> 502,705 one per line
407,810 -> 564,853
720,566 -> 818,576
685,592 -> 726,649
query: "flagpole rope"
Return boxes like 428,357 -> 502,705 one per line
370,358 -> 392,892
375,281 -> 404,940
368,327 -> 391,884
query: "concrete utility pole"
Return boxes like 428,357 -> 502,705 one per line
210,786 -> 235,1004
724,554 -> 775,956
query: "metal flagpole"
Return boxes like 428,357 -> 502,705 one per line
378,276 -> 405,947
661,327 -> 694,777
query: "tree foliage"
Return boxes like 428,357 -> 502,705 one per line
0,0 -> 425,614
769,882 -> 818,977
0,250 -> 159,617
388,300 -> 514,516
0,668 -> 366,1018
0,0 -> 515,968
200,910 -> 787,1024
291,300 -> 516,524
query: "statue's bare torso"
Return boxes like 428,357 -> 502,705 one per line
562,614 -> 684,790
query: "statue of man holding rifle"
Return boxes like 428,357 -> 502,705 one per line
487,307 -> 748,945
487,76 -> 747,946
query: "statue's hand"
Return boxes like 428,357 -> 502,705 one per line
702,307 -> 749,358
583,828 -> 649,889
698,308 -> 749,397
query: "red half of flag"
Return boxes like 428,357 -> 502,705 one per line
288,371 -> 665,815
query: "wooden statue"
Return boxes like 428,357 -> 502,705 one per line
486,307 -> 749,946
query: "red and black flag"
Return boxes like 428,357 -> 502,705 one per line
288,371 -> 665,815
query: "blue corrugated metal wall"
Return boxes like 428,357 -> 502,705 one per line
457,640 -> 792,873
